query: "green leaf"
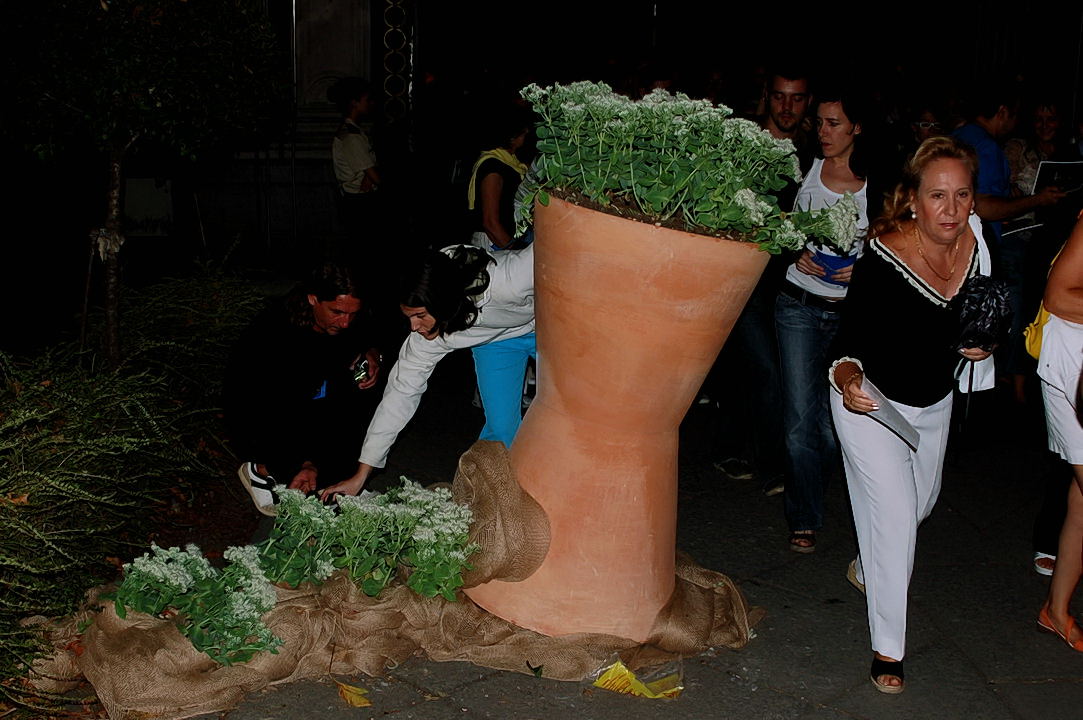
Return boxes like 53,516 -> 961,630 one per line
361,577 -> 384,597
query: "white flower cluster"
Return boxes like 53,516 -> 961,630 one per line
276,487 -> 336,534
115,477 -> 479,666
223,544 -> 277,615
734,188 -> 773,226
775,218 -> 807,249
124,543 -> 214,594
820,193 -> 861,252
116,541 -> 285,665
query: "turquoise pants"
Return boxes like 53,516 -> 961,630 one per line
471,332 -> 537,447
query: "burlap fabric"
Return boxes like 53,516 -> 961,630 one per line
30,441 -> 762,719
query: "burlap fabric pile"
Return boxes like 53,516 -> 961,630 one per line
29,442 -> 762,719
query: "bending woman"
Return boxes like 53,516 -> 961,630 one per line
1036,212 -> 1083,652
318,244 -> 535,498
829,137 -> 994,693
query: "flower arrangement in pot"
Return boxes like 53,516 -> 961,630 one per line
514,80 -> 857,253
466,81 -> 857,642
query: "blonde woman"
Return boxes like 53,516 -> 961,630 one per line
829,137 -> 995,693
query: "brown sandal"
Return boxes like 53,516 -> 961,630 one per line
789,531 -> 816,553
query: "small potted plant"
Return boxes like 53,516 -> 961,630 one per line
465,81 -> 856,642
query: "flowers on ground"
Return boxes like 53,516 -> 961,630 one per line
108,477 -> 477,665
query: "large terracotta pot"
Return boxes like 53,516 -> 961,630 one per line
465,196 -> 769,640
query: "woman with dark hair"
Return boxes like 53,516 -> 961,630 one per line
830,136 -> 995,692
775,86 -> 877,554
320,243 -> 535,499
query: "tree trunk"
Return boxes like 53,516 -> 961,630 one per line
103,150 -> 125,368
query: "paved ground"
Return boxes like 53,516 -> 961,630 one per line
212,352 -> 1081,720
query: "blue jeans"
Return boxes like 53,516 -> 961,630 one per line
709,285 -> 786,479
472,332 -> 537,447
775,290 -> 842,532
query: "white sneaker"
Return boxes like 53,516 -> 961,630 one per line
237,462 -> 279,516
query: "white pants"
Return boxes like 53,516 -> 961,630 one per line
831,390 -> 953,661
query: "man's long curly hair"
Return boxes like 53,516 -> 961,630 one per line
286,262 -> 362,329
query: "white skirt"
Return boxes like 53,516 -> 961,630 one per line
1038,314 -> 1083,464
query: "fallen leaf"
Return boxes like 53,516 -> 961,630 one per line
64,640 -> 85,657
4,494 -> 29,505
334,679 -> 371,707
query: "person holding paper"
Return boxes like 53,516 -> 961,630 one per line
828,137 -> 994,694
1003,98 -> 1078,405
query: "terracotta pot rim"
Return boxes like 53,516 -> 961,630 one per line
541,192 -> 763,247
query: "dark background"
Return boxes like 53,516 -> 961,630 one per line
2,2 -> 1081,355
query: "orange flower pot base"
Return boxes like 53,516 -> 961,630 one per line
464,197 -> 769,640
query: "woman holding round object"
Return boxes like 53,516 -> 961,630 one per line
319,243 -> 536,499
829,136 -> 996,693
1035,212 -> 1083,652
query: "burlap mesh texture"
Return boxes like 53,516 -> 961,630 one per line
452,440 -> 551,585
29,441 -> 761,720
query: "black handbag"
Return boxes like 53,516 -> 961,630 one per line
951,275 -> 1012,352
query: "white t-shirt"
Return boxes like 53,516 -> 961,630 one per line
785,158 -> 869,299
332,120 -> 377,195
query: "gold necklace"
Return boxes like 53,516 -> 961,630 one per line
912,223 -> 960,282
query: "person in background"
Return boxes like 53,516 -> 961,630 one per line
775,84 -> 874,553
329,77 -> 383,242
706,66 -> 813,495
1005,97 -> 1080,401
466,104 -> 534,251
952,82 -> 1067,388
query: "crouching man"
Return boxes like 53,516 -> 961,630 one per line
224,262 -> 382,515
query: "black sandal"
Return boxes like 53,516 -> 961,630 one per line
869,657 -> 905,694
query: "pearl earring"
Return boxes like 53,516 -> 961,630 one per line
910,210 -> 917,219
